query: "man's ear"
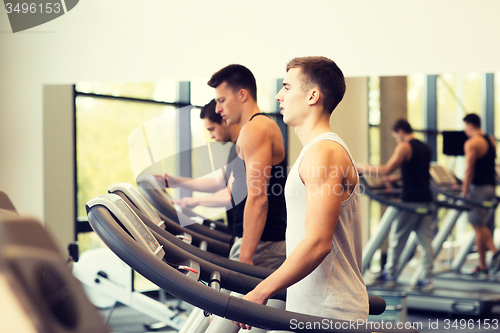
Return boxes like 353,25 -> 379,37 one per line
307,88 -> 320,106
238,89 -> 249,103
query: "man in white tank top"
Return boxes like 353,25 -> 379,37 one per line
234,56 -> 369,330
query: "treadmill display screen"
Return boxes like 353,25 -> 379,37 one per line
442,131 -> 468,156
115,200 -> 160,253
429,165 -> 457,186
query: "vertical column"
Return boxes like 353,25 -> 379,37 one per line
177,81 -> 192,199
424,75 -> 438,161
378,76 -> 407,268
44,84 -> 75,253
379,76 -> 408,163
482,73 -> 494,135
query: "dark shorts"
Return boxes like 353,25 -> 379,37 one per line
229,237 -> 286,269
468,184 -> 495,227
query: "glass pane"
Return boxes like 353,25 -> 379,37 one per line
369,126 -> 380,166
75,80 -> 178,103
437,73 -> 482,131
436,73 -> 482,166
76,96 -> 177,219
77,232 -> 107,254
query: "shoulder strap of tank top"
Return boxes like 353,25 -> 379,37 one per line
484,134 -> 494,149
249,113 -> 269,121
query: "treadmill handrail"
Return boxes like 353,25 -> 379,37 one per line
360,177 -> 433,214
114,190 -> 276,280
430,183 -> 499,208
113,190 -> 387,315
88,199 -> 285,300
87,202 -> 415,333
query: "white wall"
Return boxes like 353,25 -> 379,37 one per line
1,0 -> 500,225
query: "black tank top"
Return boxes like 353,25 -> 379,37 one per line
472,135 -> 496,186
401,139 -> 433,202
229,113 -> 287,241
224,143 -> 238,232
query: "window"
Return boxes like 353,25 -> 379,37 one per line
76,94 -> 178,219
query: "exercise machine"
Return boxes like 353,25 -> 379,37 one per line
361,171 -> 500,315
0,216 -> 109,333
109,182 -> 274,280
137,174 -> 233,239
86,193 -> 412,333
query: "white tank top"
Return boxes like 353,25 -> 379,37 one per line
284,132 -> 369,320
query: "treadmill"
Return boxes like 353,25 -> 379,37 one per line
110,183 -> 233,257
108,182 -> 274,280
108,183 -> 396,332
86,193 -> 418,333
415,164 -> 500,294
361,172 -> 500,316
137,174 -> 232,235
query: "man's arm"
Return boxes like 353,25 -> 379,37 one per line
161,170 -> 227,193
237,124 -> 274,265
234,142 -> 344,330
462,139 -> 478,197
357,142 -> 410,176
175,183 -> 233,209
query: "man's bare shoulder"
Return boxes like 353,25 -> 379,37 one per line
395,141 -> 412,156
239,116 -> 275,144
301,139 -> 351,170
464,136 -> 483,150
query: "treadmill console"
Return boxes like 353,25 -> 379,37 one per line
361,174 -> 386,189
86,194 -> 165,261
108,183 -> 165,228
429,165 -> 459,187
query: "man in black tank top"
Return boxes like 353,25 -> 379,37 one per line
462,113 -> 500,276
208,64 -> 287,269
357,119 -> 435,292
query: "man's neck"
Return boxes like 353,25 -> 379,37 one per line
470,129 -> 484,137
238,103 -> 262,127
295,112 -> 332,146
403,133 -> 415,142
230,126 -> 241,143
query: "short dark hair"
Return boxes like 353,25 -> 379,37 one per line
463,113 -> 481,128
286,56 -> 345,114
207,64 -> 257,101
392,119 -> 413,134
199,99 -> 221,124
